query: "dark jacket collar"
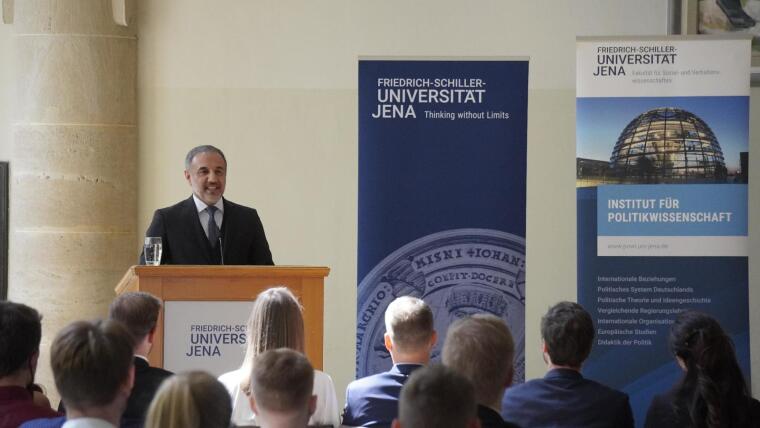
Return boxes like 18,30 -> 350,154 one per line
390,363 -> 423,376
478,404 -> 518,427
544,367 -> 584,380
133,355 -> 150,371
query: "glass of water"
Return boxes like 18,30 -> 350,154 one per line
144,237 -> 163,266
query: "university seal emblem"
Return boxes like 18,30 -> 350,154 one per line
356,228 -> 525,382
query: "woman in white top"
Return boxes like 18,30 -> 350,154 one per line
218,287 -> 340,427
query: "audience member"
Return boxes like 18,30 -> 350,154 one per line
107,291 -> 173,424
218,287 -> 339,427
644,310 -> 760,428
22,319 -> 135,428
249,349 -> 316,428
144,371 -> 231,428
392,364 -> 480,428
342,296 -> 436,427
0,301 -> 60,428
443,314 -> 519,428
501,301 -> 633,428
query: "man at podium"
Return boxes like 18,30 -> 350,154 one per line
140,145 -> 274,265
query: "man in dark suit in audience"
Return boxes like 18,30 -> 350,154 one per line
0,301 -> 60,428
21,320 -> 135,428
141,145 -> 273,265
443,314 -> 519,428
500,301 -> 633,428
342,296 -> 437,427
392,364 -> 480,428
108,291 -> 173,425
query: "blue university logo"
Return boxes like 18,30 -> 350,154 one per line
356,228 -> 526,383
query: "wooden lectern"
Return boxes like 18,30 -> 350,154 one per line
114,265 -> 329,370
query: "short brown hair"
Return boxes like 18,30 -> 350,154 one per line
398,364 -> 477,428
240,287 -> 305,395
442,314 -> 514,406
384,296 -> 434,353
109,292 -> 162,342
252,348 -> 314,413
145,371 -> 231,428
541,301 -> 594,368
51,319 -> 134,409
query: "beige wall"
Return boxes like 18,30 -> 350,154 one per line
0,0 -> 756,405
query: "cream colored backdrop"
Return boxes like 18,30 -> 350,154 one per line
0,0 -> 758,404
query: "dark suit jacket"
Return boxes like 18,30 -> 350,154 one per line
123,357 -> 173,421
501,368 -> 633,428
644,386 -> 760,428
141,196 -> 273,265
478,405 -> 520,428
341,364 -> 423,427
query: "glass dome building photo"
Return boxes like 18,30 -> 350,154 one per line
609,107 -> 727,183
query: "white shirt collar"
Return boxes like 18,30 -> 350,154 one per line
191,194 -> 224,214
62,417 -> 117,428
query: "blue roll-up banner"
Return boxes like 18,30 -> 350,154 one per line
576,37 -> 751,427
357,58 -> 529,382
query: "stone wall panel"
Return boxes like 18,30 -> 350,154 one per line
16,36 -> 136,124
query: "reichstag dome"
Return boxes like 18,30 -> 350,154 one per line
609,107 -> 727,183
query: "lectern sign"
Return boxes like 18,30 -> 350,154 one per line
163,301 -> 252,377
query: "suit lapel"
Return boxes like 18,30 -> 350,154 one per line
220,198 -> 233,262
134,356 -> 149,374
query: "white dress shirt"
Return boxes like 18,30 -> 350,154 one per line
192,194 -> 224,238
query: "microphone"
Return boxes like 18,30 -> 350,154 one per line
218,236 -> 224,265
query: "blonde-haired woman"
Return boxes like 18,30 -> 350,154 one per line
218,287 -> 340,427
145,371 -> 231,428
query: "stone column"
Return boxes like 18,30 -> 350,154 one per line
5,0 -> 137,398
